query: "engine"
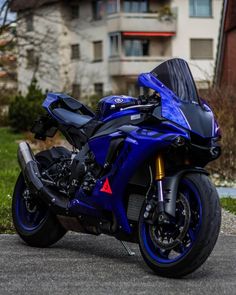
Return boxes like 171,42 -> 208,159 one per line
41,146 -> 100,197
68,147 -> 101,196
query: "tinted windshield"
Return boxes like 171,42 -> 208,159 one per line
151,58 -> 199,103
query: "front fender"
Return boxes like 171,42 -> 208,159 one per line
163,168 -> 209,217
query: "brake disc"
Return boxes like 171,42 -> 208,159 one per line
149,193 -> 191,250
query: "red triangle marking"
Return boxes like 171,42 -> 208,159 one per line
100,178 -> 112,194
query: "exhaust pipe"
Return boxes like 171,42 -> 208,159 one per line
18,142 -> 44,192
17,142 -> 68,211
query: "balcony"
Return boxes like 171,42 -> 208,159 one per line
108,56 -> 169,76
107,12 -> 177,34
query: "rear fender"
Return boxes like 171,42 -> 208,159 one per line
163,168 -> 209,217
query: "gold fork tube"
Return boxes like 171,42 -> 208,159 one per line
155,153 -> 165,180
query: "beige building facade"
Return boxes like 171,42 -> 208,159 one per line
11,0 -> 223,97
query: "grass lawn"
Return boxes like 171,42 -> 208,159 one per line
220,197 -> 236,215
0,127 -> 23,233
0,127 -> 236,234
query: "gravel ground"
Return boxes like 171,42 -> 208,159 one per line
220,209 -> 236,235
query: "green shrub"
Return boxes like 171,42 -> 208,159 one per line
0,106 -> 9,126
0,89 -> 15,106
8,79 -> 45,132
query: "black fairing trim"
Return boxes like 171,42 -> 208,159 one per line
180,103 -> 213,138
91,113 -> 147,139
59,94 -> 95,117
163,167 -> 209,217
31,115 -> 58,141
118,125 -> 139,133
104,137 -> 125,167
61,96 -> 83,111
36,146 -> 71,164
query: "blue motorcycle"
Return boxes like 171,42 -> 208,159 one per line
12,58 -> 221,278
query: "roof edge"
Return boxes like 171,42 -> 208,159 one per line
10,0 -> 59,12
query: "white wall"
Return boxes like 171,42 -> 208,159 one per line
59,0 -> 112,96
171,0 -> 223,85
17,3 -> 65,94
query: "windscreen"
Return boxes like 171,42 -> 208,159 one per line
138,58 -> 214,137
151,58 -> 199,103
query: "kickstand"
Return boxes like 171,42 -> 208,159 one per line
120,240 -> 135,256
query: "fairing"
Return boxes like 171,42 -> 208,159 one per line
138,58 -> 215,138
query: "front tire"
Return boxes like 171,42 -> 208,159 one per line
12,149 -> 67,247
138,173 -> 221,278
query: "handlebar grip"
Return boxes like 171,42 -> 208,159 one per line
110,101 -> 138,110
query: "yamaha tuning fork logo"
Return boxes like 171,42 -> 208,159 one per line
114,98 -> 124,103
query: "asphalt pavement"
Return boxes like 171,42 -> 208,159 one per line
0,233 -> 235,295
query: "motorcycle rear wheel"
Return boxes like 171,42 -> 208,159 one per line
12,149 -> 67,247
138,173 -> 221,278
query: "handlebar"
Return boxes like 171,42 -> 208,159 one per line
138,92 -> 161,105
110,92 -> 160,111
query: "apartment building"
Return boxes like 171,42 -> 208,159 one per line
10,0 -> 223,97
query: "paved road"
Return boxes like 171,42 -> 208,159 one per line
0,233 -> 235,295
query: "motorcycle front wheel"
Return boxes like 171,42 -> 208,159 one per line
138,173 -> 221,278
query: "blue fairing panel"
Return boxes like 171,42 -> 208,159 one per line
138,73 -> 191,130
42,93 -> 66,109
42,93 -> 67,119
138,73 -> 215,138
98,95 -> 138,120
80,124 -> 190,233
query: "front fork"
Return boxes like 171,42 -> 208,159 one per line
144,153 -> 168,224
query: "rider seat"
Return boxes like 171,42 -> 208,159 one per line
52,108 -> 93,129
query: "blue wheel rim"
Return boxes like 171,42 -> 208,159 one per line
141,178 -> 202,264
15,175 -> 48,232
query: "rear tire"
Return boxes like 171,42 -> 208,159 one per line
12,148 -> 67,247
138,173 -> 221,278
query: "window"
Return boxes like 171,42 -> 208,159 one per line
72,84 -> 81,98
190,39 -> 213,59
92,0 -> 104,20
26,49 -> 36,68
71,44 -> 80,60
189,0 -> 212,17
93,41 -> 103,61
110,34 -> 119,57
107,0 -> 117,14
94,83 -> 103,96
71,5 -> 79,19
124,0 -> 148,13
127,81 -> 140,97
124,39 -> 149,56
26,14 -> 33,32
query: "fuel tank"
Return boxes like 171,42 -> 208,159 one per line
97,95 -> 138,120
